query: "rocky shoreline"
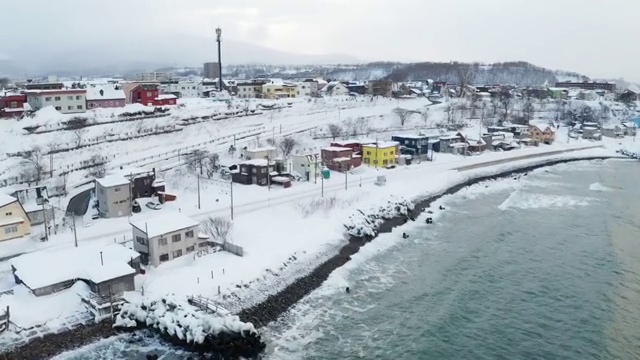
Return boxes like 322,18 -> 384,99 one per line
0,156 -> 617,359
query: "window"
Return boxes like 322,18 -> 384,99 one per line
172,234 -> 181,242
261,168 -> 266,174
159,253 -> 169,262
55,106 -> 62,111
390,150 -> 394,155
114,187 -> 121,192
67,96 -> 73,100
136,236 -> 146,245
198,241 -> 208,248
172,249 -> 182,258
4,226 -> 18,234
76,95 -> 81,100
186,245 -> 195,253
158,238 -> 168,246
252,168 -> 257,174
366,151 -> 371,155
67,106 -> 73,110
146,92 -> 152,97
45,97 -> 52,101
5,212 -> 12,216
77,105 -> 83,110
383,152 -> 387,156
54,96 -> 61,101
185,230 -> 194,238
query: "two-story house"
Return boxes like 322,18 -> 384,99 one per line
86,86 -> 126,109
96,175 -> 131,218
131,212 -> 201,266
321,146 -> 361,171
528,124 -> 556,144
237,80 -> 268,98
121,82 -> 159,105
0,194 -> 31,242
0,93 -> 27,118
232,159 -> 276,186
25,89 -> 87,114
361,141 -> 399,167
391,134 -> 436,155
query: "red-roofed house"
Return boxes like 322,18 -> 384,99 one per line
0,93 -> 26,118
121,82 -> 159,106
321,146 -> 362,171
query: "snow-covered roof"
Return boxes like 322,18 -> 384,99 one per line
96,175 -> 130,188
151,178 -> 165,187
130,212 -> 199,238
86,86 -> 126,101
0,193 -> 18,208
155,94 -> 177,100
271,176 -> 290,183
331,140 -> 361,145
240,158 -> 271,166
0,217 -> 24,227
9,244 -> 139,289
332,157 -> 352,162
362,141 -> 400,149
322,146 -> 351,152
393,134 -> 431,139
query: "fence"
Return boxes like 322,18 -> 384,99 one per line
0,306 -> 9,333
26,113 -> 172,134
221,242 -> 244,257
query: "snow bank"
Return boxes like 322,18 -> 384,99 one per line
344,196 -> 414,238
618,147 -> 640,160
114,295 -> 256,342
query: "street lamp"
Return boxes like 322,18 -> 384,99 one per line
216,27 -> 223,93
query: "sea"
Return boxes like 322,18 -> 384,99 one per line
54,159 -> 640,360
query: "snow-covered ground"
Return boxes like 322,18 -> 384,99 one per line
0,94 -> 637,345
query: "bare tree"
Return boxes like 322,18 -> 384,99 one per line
453,63 -> 475,97
554,99 -> 567,122
490,96 -> 500,117
87,154 -> 107,178
522,97 -> 535,122
279,137 -> 297,158
266,138 -> 276,146
73,129 -> 88,148
203,152 -> 220,179
497,89 -> 514,123
21,146 -> 45,184
204,216 -> 233,246
327,123 -> 343,140
186,149 -> 207,175
55,172 -> 69,196
353,117 -> 371,135
420,106 -> 430,126
393,107 -> 413,126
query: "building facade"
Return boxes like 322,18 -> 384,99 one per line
96,175 -> 131,218
237,80 -> 267,98
0,194 -> 31,242
296,81 -> 318,97
554,81 -> 616,92
232,159 -> 276,186
131,212 -> 201,266
367,80 -> 393,97
0,94 -> 26,118
321,146 -> 361,171
362,141 -> 399,166
203,62 -> 220,80
25,89 -> 87,114
86,86 -> 126,109
135,72 -> 173,82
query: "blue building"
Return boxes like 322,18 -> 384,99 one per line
391,134 -> 439,155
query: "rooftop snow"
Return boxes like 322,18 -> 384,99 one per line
9,244 -> 139,289
240,158 -> 271,166
331,140 -> 362,145
131,212 -> 199,238
0,217 -> 24,227
96,175 -> 130,188
247,146 -> 276,153
0,193 -> 17,208
85,86 -> 126,101
156,94 -> 177,100
322,146 -> 352,152
362,141 -> 399,149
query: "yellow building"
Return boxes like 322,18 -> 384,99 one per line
362,141 -> 399,167
528,124 -> 556,144
0,194 -> 31,242
262,79 -> 297,99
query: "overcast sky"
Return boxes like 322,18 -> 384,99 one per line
0,0 -> 636,80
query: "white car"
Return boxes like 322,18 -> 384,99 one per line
146,201 -> 162,210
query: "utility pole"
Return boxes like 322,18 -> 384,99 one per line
216,27 -> 223,93
41,201 -> 49,241
49,153 -> 53,178
321,170 -> 324,198
345,170 -> 348,190
197,174 -> 201,209
230,180 -> 234,220
128,172 -> 133,217
72,214 -> 78,247
267,156 -> 271,191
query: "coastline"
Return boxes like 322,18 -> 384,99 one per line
0,155 -> 623,359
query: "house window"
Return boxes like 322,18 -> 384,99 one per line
366,151 -> 371,155
198,241 -> 208,248
172,249 -> 182,258
147,92 -> 152,97
77,105 -> 83,110
159,253 -> 169,262
252,168 -> 257,173
186,245 -> 195,253
136,236 -> 146,245
5,212 -> 12,216
383,152 -> 387,156
390,150 -> 394,155
158,237 -> 168,246
261,168 -> 267,174
4,226 -> 18,234
45,97 -> 51,101
67,106 -> 73,110
76,96 -> 81,100
172,234 -> 181,242
185,230 -> 194,238
55,96 -> 61,101
383,159 -> 388,165
114,187 -> 120,192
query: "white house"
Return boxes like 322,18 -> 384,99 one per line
291,153 -> 320,181
296,81 -> 318,97
244,146 -> 278,160
131,212 -> 201,266
320,82 -> 349,96
25,89 -> 87,114
161,80 -> 201,98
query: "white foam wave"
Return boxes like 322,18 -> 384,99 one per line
499,191 -> 595,211
589,182 -> 614,192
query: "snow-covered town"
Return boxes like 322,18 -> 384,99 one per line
2,19 -> 640,357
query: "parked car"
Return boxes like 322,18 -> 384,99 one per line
146,201 -> 162,210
